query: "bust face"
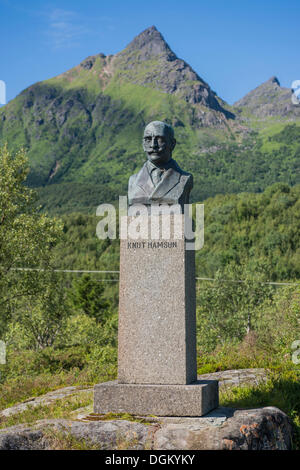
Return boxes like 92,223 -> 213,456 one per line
142,121 -> 176,166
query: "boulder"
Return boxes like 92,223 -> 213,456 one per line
154,406 -> 293,450
0,406 -> 293,450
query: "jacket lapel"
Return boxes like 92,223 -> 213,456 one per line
134,163 -> 155,196
150,168 -> 180,199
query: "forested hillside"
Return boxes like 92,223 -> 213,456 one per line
35,124 -> 300,214
50,182 -> 300,282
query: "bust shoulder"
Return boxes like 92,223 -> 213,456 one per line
128,164 -> 146,186
171,160 -> 192,177
128,173 -> 137,186
172,161 -> 193,190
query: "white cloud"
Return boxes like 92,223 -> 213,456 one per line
45,8 -> 90,49
49,8 -> 76,21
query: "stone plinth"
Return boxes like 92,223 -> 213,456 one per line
94,380 -> 218,417
118,215 -> 197,385
94,214 -> 219,417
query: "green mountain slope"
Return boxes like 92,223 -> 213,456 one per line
0,26 -> 299,213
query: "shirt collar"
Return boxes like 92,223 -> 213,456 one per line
146,158 -> 176,173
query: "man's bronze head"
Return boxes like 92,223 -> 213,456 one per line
143,121 -> 176,166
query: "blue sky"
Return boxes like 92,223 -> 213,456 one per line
0,0 -> 300,105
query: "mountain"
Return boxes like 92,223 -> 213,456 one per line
234,76 -> 300,120
0,27 -> 236,194
0,26 -> 299,213
112,26 -> 234,118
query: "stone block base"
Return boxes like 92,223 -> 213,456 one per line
94,380 -> 218,417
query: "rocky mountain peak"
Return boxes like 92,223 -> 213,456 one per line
113,26 -> 232,119
234,75 -> 300,119
119,25 -> 176,61
268,76 -> 280,86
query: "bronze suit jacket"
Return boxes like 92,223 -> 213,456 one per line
128,159 -> 193,209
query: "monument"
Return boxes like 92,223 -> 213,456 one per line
94,121 -> 218,416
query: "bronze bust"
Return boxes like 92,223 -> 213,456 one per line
128,121 -> 193,210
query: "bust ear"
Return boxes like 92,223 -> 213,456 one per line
171,138 -> 176,151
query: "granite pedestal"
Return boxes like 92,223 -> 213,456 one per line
94,380 -> 218,417
94,215 -> 219,416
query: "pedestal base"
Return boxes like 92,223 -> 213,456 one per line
94,380 -> 218,417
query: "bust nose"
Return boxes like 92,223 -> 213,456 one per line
151,136 -> 159,148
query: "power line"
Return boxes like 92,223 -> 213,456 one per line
10,268 -> 119,274
5,267 -> 300,286
195,277 -> 299,286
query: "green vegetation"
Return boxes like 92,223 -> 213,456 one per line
36,182 -> 116,215
43,428 -> 100,451
68,274 -> 109,324
196,264 -> 275,353
196,182 -> 300,280
0,144 -> 62,335
196,282 -> 300,371
29,122 -> 300,213
85,412 -> 154,425
47,182 -> 300,281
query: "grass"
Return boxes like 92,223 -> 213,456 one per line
0,372 -> 87,410
258,121 -> 300,153
195,338 -> 300,449
44,427 -> 141,450
43,428 -> 100,450
0,365 -> 116,411
0,391 -> 93,429
196,341 -> 296,375
46,55 -> 107,94
84,412 -> 155,425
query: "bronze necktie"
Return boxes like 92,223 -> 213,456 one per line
152,168 -> 164,186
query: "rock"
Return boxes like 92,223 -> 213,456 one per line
0,386 -> 93,419
0,418 -> 153,450
120,25 -> 177,62
153,406 -> 293,450
80,53 -> 106,70
0,407 -> 293,450
0,425 -> 49,450
68,420 -> 152,450
198,368 -> 267,388
80,56 -> 97,70
70,404 -> 93,420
